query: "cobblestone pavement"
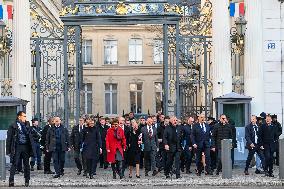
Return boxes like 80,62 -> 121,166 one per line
1,166 -> 284,187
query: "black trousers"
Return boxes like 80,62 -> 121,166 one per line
9,145 -> 30,182
111,161 -> 123,176
264,146 -> 274,174
184,148 -> 193,172
210,150 -> 217,170
52,150 -> 65,175
157,149 -> 166,170
144,150 -> 156,173
195,147 -> 211,173
74,150 -> 87,172
99,148 -> 108,168
86,158 -> 98,176
43,150 -> 52,172
165,151 -> 181,176
245,148 -> 265,171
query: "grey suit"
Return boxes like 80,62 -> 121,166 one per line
141,125 -> 158,173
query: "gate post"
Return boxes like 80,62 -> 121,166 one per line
0,140 -> 6,180
221,139 -> 232,179
175,21 -> 181,119
163,23 -> 169,116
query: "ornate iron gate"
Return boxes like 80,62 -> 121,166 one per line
30,1 -> 79,123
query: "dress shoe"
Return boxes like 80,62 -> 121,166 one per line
37,165 -> 42,170
215,171 -> 219,176
45,170 -> 54,174
152,170 -> 158,176
181,168 -> 185,172
83,172 -> 87,176
176,175 -> 181,179
166,175 -> 170,179
205,171 -> 213,175
9,181 -> 14,187
129,175 -> 132,178
120,175 -> 123,179
25,180 -> 29,187
269,173 -> 274,177
255,169 -> 264,174
136,175 -> 140,178
186,170 -> 192,174
53,174 -> 60,178
244,170 -> 249,175
30,166 -> 34,171
77,170 -> 82,175
113,173 -> 117,179
145,172 -> 149,176
196,172 -> 201,176
89,175 -> 94,179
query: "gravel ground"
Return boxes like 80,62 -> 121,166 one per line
1,166 -> 284,187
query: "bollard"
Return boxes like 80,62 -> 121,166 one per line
279,139 -> 284,179
221,139 -> 232,179
0,140 -> 6,180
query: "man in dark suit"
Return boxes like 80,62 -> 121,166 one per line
141,117 -> 159,176
157,116 -> 169,172
6,111 -> 36,187
244,115 -> 265,175
46,117 -> 70,178
182,116 -> 194,174
41,117 -> 54,174
163,116 -> 184,179
30,118 -> 42,171
119,117 -> 130,177
211,114 -> 232,175
191,114 -> 212,176
258,114 -> 278,177
98,117 -> 109,169
70,117 -> 85,175
271,114 -> 282,166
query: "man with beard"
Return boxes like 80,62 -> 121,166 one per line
163,116 -> 184,179
6,111 -> 36,187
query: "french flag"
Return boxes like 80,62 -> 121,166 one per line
230,2 -> 245,17
0,4 -> 13,21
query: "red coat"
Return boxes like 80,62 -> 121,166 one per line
106,126 -> 126,163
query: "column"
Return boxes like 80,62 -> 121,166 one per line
12,0 -> 32,120
212,0 -> 232,98
244,0 -> 264,115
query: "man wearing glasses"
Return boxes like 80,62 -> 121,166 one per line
6,111 -> 36,187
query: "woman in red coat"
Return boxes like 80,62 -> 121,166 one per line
106,118 -> 126,179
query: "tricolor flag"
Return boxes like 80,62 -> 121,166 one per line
230,2 -> 245,17
0,4 -> 13,21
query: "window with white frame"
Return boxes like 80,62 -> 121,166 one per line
154,82 -> 163,113
104,40 -> 118,65
130,83 -> 142,114
129,38 -> 143,64
105,84 -> 117,115
153,40 -> 163,64
82,83 -> 93,114
82,39 -> 93,65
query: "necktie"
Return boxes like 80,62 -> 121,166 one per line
202,123 -> 206,132
148,127 -> 152,138
253,125 -> 258,143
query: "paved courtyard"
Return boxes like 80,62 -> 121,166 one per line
1,166 -> 284,188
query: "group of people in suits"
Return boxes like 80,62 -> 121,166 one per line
5,110 -> 282,187
244,114 -> 282,177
